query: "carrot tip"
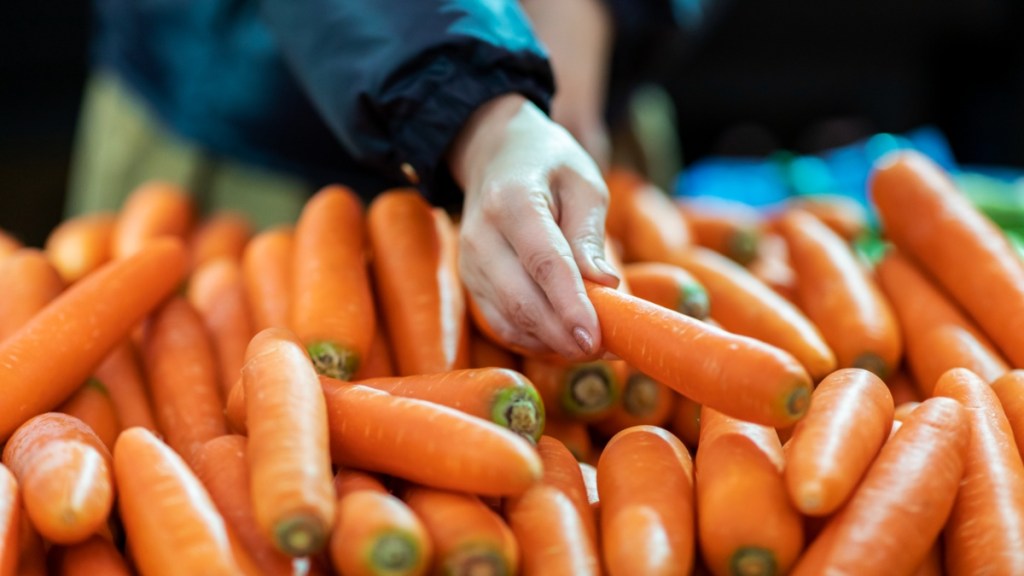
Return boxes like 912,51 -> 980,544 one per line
493,387 -> 544,442
306,340 -> 359,381
726,228 -> 760,266
446,546 -> 508,576
564,363 -> 616,416
274,513 -> 329,557
731,546 -> 777,576
679,284 -> 711,320
785,385 -> 812,420
852,352 -> 889,379
795,482 -> 825,516
370,532 -> 421,573
621,372 -> 660,417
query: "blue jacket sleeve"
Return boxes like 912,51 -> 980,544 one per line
258,0 -> 555,206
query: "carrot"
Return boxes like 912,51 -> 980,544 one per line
523,357 -> 625,422
57,378 -> 121,452
875,249 -> 1008,394
578,462 -> 599,509
114,427 -> 248,576
593,369 -> 678,438
16,513 -> 45,576
369,190 -> 470,376
352,308 -> 397,380
111,180 -> 194,259
619,179 -> 692,263
2,413 -> 113,544
92,339 -> 158,432
141,296 -> 227,464
541,417 -> 594,463
672,246 -> 835,382
0,237 -> 186,441
790,396 -> 969,576
697,409 -> 803,576
322,381 -> 542,496
778,209 -> 902,377
0,464 -> 18,576
402,486 -> 518,576
291,185 -> 376,380
187,210 -> 252,270
242,225 -> 293,332
779,194 -> 869,243
330,478 -> 432,576
893,401 -> 921,423
913,544 -> 944,576
49,535 -> 131,576
746,232 -> 798,303
599,425 -> 695,576
0,229 -> 20,261
505,484 -> 600,576
870,150 -> 1024,367
224,377 -> 247,434
992,370 -> 1024,464
192,435 -> 308,576
188,257 -> 255,397
622,262 -> 710,320
43,212 -> 116,284
0,248 -> 65,342
932,367 -> 1024,574
348,368 -> 545,442
535,436 -> 598,546
469,326 -> 522,372
668,394 -> 702,450
241,326 -> 335,556
586,281 -> 813,428
783,368 -> 894,516
885,368 -> 922,405
603,167 -> 644,243
676,196 -> 761,265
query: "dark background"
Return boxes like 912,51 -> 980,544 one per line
1,0 -> 1022,247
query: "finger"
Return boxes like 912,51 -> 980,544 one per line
553,168 -> 620,288
497,186 -> 603,358
462,219 -> 596,360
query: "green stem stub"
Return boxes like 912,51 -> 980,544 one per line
491,384 -> 545,443
730,546 -> 777,576
307,340 -> 359,381
727,229 -> 760,266
563,363 -> 616,417
369,532 -> 421,575
446,545 -> 509,576
786,385 -> 812,420
274,513 -> 328,557
678,284 -> 711,321
852,351 -> 889,380
622,372 -> 660,417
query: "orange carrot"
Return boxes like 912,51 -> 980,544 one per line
784,368 -> 894,516
599,425 -> 695,576
586,281 -> 813,428
885,368 -> 922,406
535,436 -> 598,546
697,409 -> 803,576
0,229 -> 20,261
604,167 -> 643,243
330,477 -> 432,576
187,211 -> 252,270
623,262 -> 710,320
49,535 -> 131,576
111,181 -> 194,259
242,326 -> 336,556
403,486 -> 518,576
16,512 -> 45,576
668,394 -> 702,450
242,225 -> 293,332
347,368 -> 545,442
778,209 -> 902,377
322,381 -> 542,496
932,367 -> 1024,574
672,246 -> 835,381
469,326 -> 522,372
870,150 -> 1024,367
893,401 -> 921,423
523,357 -> 625,422
192,435 -> 307,576
352,308 -> 397,380
913,544 -> 944,576
593,369 -> 678,438
0,464 -> 18,576
619,179 -> 692,263
141,296 -> 227,464
188,257 -> 255,397
676,196 -> 761,265
506,484 -> 600,576
746,232 -> 798,303
790,396 -> 968,576
0,237 -> 186,441
114,427 -> 248,576
57,378 -> 121,452
291,185 -> 376,380
369,191 -> 470,376
92,339 -> 157,432
875,249 -> 1008,394
44,212 -> 116,284
2,413 -> 113,545
780,194 -> 869,243
541,417 -> 594,463
992,370 -> 1024,464
0,248 -> 65,342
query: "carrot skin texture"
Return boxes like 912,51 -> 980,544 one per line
187,211 -> 252,271
870,150 -> 1024,367
506,484 -> 600,576
242,225 -> 293,332
91,339 -> 158,432
57,378 -> 121,453
784,368 -> 894,516
49,535 -> 132,576
0,464 -> 18,576
623,262 -> 710,320
535,435 -> 598,547
44,212 -> 116,285
932,368 -> 1024,574
586,281 -> 813,428
323,382 -> 542,497
0,248 -> 65,342
790,396 -> 969,576
992,370 -> 1024,464
111,181 -> 194,259
330,489 -> 432,576
0,238 -> 186,442
188,258 -> 255,399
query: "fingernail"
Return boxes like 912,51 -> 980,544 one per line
573,326 -> 594,355
594,257 -> 620,282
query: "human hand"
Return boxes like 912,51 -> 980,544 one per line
448,94 -> 620,360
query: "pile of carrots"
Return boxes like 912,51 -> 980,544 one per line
0,148 -> 1023,575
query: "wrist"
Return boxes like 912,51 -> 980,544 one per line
447,93 -> 533,193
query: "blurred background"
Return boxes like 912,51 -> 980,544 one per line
1,0 -> 1023,246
